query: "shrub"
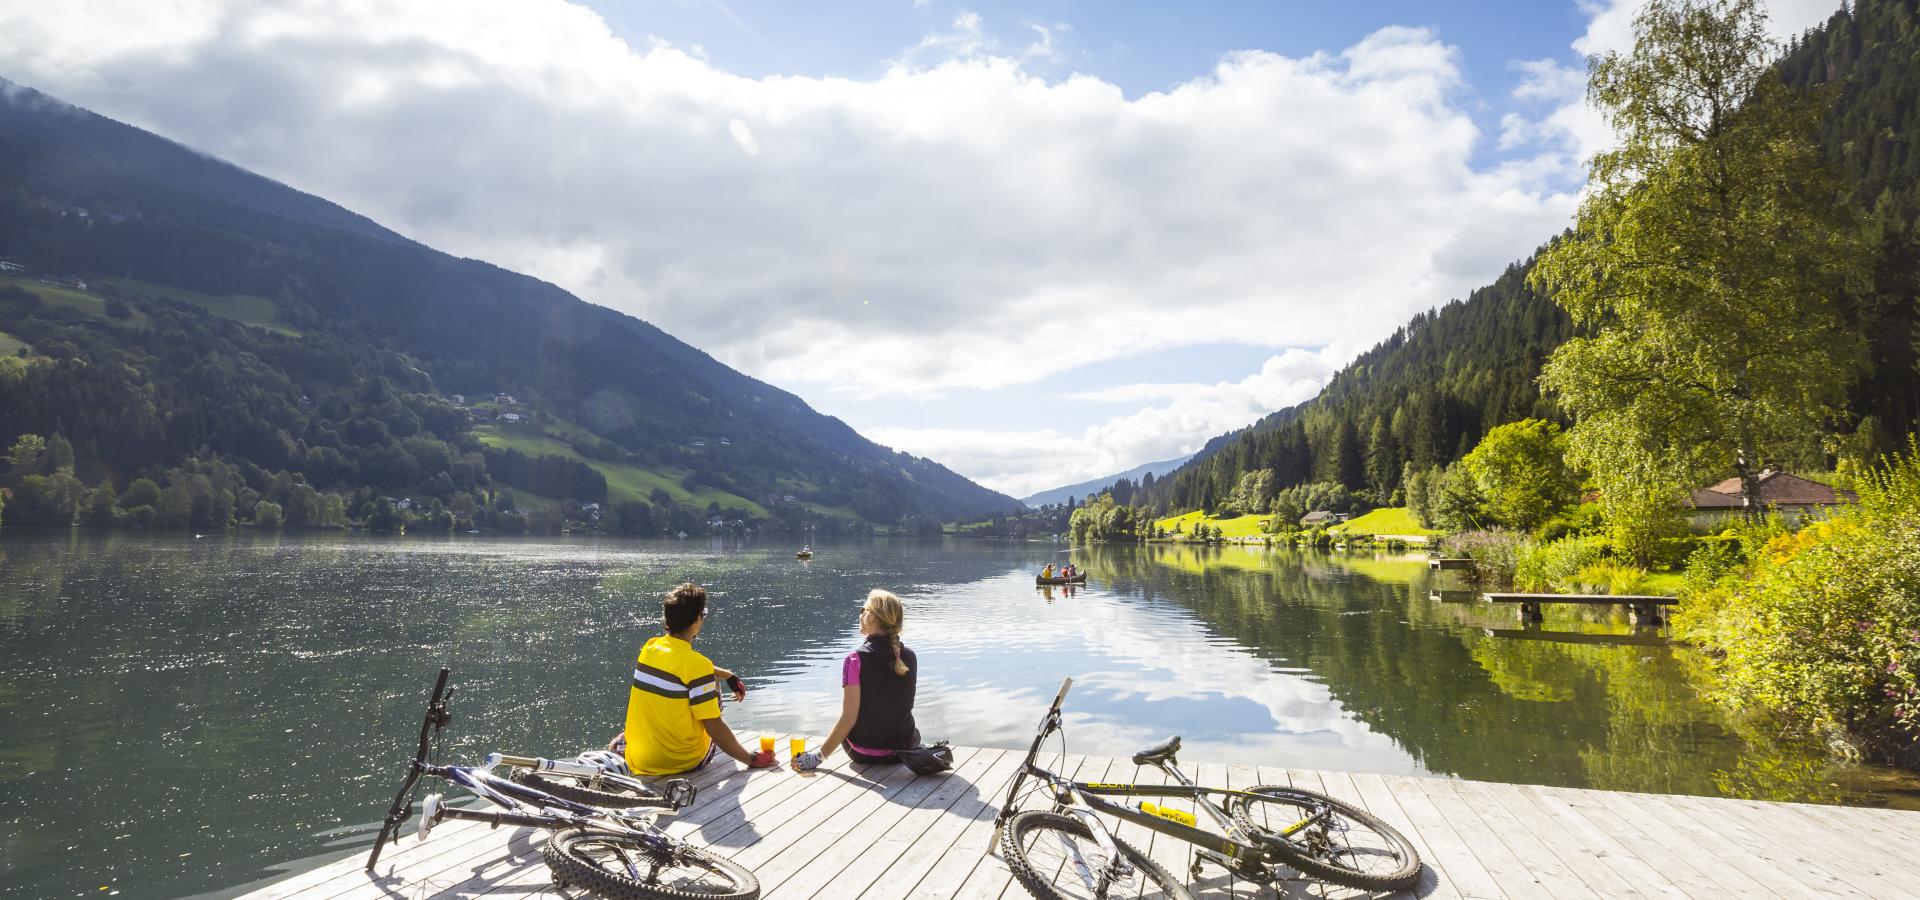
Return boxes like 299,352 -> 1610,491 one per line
1569,561 -> 1645,595
1440,529 -> 1530,584
1675,438 -> 1920,761
1512,534 -> 1610,592
1534,502 -> 1604,543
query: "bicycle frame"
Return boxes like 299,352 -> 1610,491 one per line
366,667 -> 680,871
991,678 -> 1316,887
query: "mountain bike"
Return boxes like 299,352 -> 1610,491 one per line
990,678 -> 1421,899
367,667 -> 760,900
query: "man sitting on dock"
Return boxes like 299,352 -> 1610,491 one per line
618,582 -> 776,775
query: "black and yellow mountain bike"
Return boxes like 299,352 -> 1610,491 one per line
991,678 -> 1422,899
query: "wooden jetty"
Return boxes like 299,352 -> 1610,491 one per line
1482,626 -> 1672,647
242,740 -> 1920,900
1483,592 -> 1678,625
1428,557 -> 1475,571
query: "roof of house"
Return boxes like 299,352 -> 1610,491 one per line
1300,510 -> 1337,523
1688,470 -> 1856,509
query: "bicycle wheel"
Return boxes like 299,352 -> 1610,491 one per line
511,767 -> 668,809
543,827 -> 759,900
1000,810 -> 1193,900
1225,785 -> 1420,891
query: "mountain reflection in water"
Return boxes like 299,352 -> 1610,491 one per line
0,532 -> 1913,900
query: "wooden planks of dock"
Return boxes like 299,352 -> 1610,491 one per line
241,741 -> 1920,899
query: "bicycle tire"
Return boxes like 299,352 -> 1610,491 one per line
510,767 -> 669,809
543,827 -> 758,900
1225,785 -> 1421,891
1000,810 -> 1193,900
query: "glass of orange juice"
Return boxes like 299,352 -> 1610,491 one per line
758,731 -> 776,755
789,734 -> 807,758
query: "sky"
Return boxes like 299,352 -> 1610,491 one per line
0,0 -> 1845,497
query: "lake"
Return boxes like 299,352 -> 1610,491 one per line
2,532 -> 1915,898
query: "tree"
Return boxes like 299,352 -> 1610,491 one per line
1530,0 -> 1869,544
83,482 -> 118,526
254,500 -> 283,529
119,478 -> 161,509
4,434 -> 47,478
1459,419 -> 1579,531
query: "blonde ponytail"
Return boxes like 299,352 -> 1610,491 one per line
865,589 -> 910,675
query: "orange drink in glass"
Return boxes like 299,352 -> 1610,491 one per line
758,732 -> 776,755
790,735 -> 807,758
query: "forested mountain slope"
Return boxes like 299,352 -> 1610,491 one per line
1142,0 -> 1920,518
0,80 -> 1018,532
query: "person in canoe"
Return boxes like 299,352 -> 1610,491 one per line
1041,563 -> 1055,579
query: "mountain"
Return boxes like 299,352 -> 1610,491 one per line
1140,0 -> 1920,518
0,80 -> 1020,532
1020,454 -> 1192,509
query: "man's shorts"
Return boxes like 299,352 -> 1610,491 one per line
596,736 -> 719,777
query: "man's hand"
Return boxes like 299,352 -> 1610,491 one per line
748,749 -> 778,769
715,667 -> 748,702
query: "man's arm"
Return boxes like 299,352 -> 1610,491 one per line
702,717 -> 769,766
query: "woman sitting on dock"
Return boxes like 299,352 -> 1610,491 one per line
792,590 -> 918,770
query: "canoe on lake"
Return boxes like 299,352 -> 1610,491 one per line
1036,573 -> 1087,585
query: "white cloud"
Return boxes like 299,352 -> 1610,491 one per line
726,117 -> 759,155
0,0 -> 1578,409
874,346 -> 1351,495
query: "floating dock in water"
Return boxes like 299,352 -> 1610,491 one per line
240,740 -> 1920,899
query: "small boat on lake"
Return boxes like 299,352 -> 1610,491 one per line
795,547 -> 814,559
1035,573 -> 1086,585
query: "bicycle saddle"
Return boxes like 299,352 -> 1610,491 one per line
1131,735 -> 1181,765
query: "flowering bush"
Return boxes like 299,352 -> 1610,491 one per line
1676,439 -> 1920,761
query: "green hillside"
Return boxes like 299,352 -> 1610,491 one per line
0,79 -> 1020,534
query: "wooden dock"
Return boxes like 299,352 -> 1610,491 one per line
241,741 -> 1920,900
1483,592 -> 1679,625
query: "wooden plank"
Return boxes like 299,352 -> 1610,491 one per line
1344,771 -> 1460,900
1378,775 -> 1507,899
1482,594 -> 1677,605
1441,778 -> 1598,900
755,746 -> 987,895
1512,784 -> 1689,898
1428,775 -> 1589,894
1467,780 -> 1645,900
1652,793 -> 1870,899
857,748 -> 1026,900
1701,795 -> 1920,896
720,755 -> 920,871
1525,785 -> 1730,899
1577,788 -> 1786,899
801,745 -> 1002,900
1599,790 -> 1822,900
1760,795 -> 1920,868
1410,776 -> 1570,900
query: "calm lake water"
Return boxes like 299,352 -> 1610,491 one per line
3,532 -> 1917,898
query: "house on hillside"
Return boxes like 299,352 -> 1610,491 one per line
1300,510 -> 1338,527
494,393 -> 517,406
1686,469 -> 1855,527
450,393 -> 465,405
498,412 -> 523,423
0,259 -> 24,273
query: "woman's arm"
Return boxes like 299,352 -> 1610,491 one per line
818,683 -> 861,761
